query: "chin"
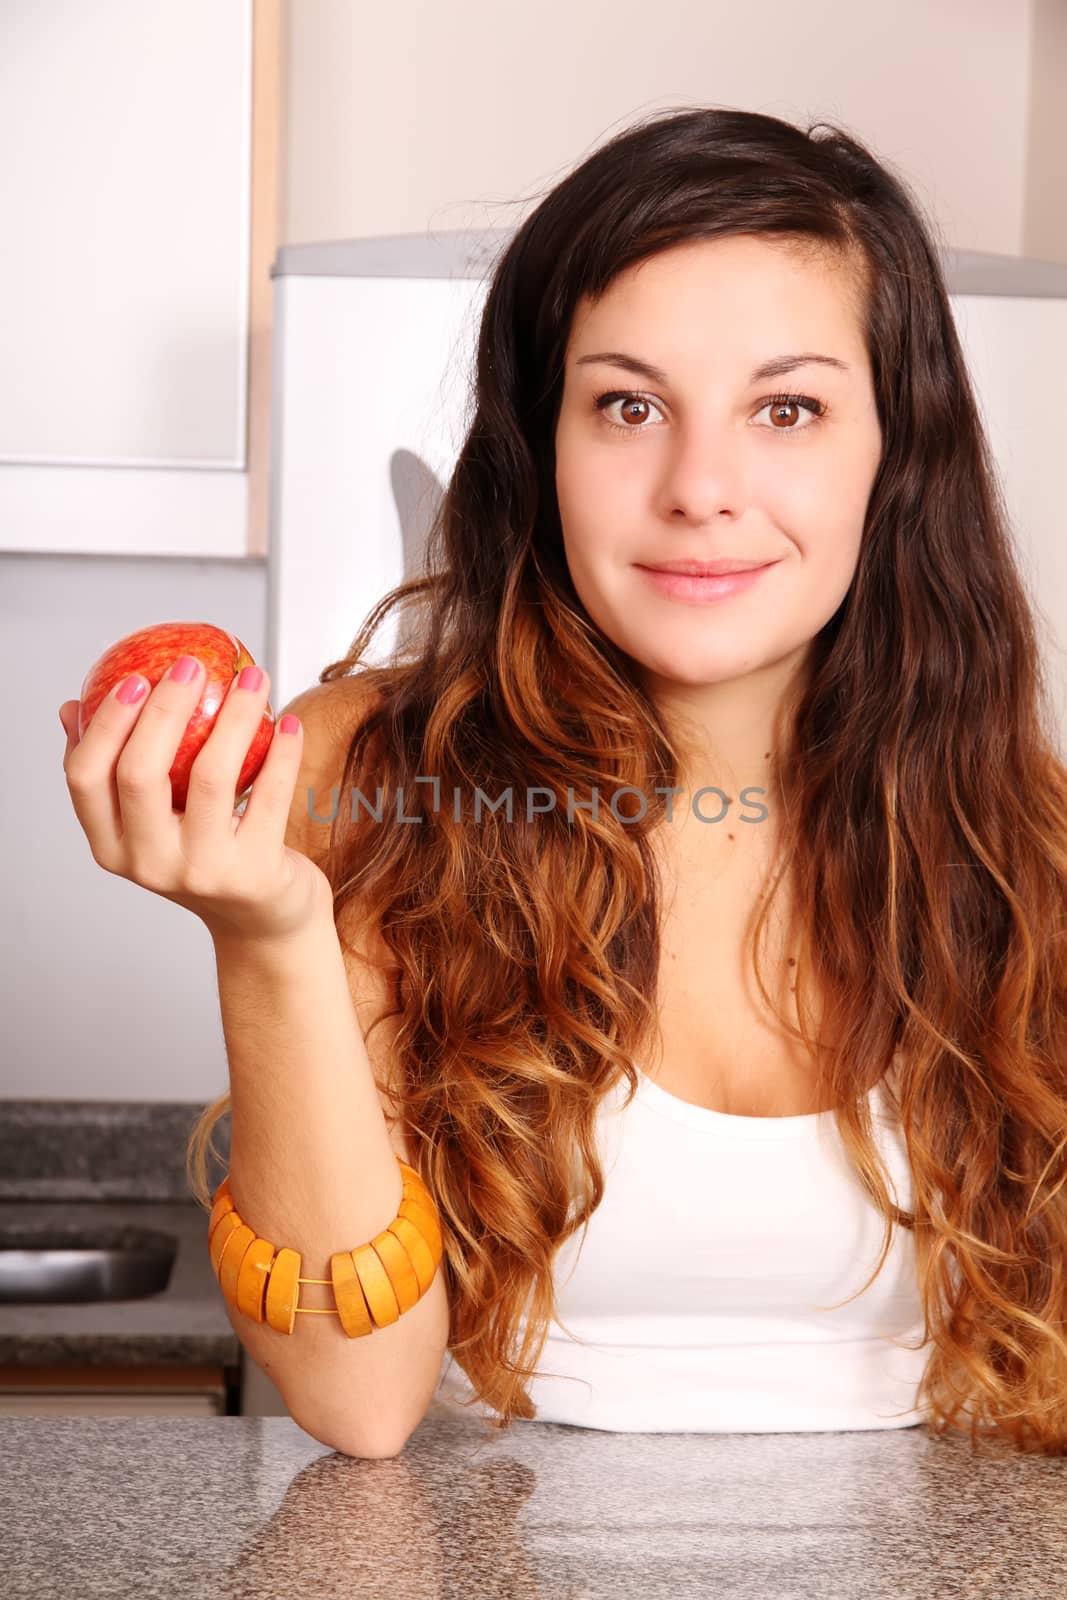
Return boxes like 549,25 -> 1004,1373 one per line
633,653 -> 758,688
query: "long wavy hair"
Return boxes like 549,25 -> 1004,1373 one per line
188,106 -> 1067,1454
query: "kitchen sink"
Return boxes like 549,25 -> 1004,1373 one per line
0,1221 -> 177,1304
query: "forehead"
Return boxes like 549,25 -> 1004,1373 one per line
567,234 -> 869,364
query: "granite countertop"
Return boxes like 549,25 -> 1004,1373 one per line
1,1407 -> 1065,1598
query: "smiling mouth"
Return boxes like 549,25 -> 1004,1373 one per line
635,559 -> 777,576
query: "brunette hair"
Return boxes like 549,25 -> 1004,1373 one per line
188,106 -> 1067,1454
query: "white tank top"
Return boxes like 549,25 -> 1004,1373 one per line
435,1056 -> 931,1432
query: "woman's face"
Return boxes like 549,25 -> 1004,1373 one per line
553,234 -> 883,692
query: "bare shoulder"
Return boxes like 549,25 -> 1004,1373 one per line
279,674 -> 411,1160
277,674 -> 382,861
281,669 -> 383,731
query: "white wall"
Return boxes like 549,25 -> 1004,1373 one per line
7,0 -> 1065,1102
6,554 -> 267,1100
280,0 -> 1048,259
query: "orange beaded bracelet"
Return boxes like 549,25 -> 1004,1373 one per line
207,1153 -> 444,1337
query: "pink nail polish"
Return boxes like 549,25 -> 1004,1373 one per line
116,675 -> 148,705
170,655 -> 200,684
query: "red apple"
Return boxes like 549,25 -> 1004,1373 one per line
78,621 -> 275,812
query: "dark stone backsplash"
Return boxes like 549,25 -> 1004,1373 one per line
0,1100 -> 231,1203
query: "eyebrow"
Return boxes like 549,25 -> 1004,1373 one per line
573,350 -> 851,384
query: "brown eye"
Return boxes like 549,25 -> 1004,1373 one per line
593,389 -> 826,438
619,398 -> 650,425
753,395 -> 826,433
594,391 -> 666,435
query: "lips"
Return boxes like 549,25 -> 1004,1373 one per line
636,559 -> 775,576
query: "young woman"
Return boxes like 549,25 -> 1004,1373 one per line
61,107 -> 1067,1457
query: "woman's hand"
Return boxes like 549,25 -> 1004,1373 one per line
59,655 -> 334,945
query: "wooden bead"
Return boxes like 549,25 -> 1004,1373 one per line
397,1195 -> 443,1261
352,1242 -> 401,1327
370,1229 -> 421,1312
236,1237 -> 275,1323
207,1188 -> 235,1248
398,1163 -> 436,1206
264,1247 -> 301,1334
401,1179 -> 438,1221
209,1209 -> 244,1277
329,1251 -> 374,1337
400,1172 -> 442,1239
218,1222 -> 256,1303
387,1215 -> 436,1292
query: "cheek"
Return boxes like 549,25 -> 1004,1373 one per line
554,444 -> 582,538
556,457 -> 622,562
558,516 -> 617,591
781,444 -> 876,548
555,419 -> 640,501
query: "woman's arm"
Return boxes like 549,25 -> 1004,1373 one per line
210,684 -> 450,1458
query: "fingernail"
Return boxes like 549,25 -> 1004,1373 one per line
116,674 -> 149,705
170,656 -> 200,684
236,665 -> 263,692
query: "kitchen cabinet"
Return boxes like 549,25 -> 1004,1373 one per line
0,1362 -> 232,1416
0,0 -> 280,558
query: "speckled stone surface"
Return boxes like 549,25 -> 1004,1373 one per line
0,1099 -> 229,1204
0,1408 -> 1065,1598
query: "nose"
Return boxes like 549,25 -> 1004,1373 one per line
654,421 -> 748,523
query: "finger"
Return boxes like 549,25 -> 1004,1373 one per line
112,655 -> 206,859
233,707 -> 304,848
63,675 -> 153,865
58,701 -> 80,751
179,664 -> 282,858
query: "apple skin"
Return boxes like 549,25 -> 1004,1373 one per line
77,621 -> 275,812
